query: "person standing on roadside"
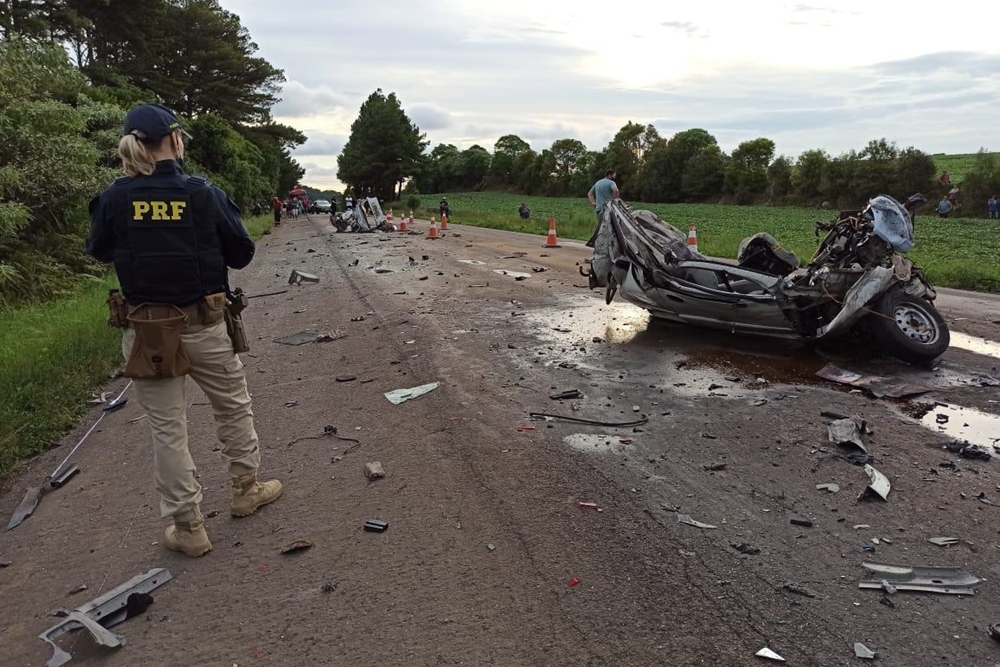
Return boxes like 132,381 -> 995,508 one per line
439,196 -> 450,220
586,169 -> 620,247
272,195 -> 283,226
988,195 -> 998,219
86,103 -> 283,559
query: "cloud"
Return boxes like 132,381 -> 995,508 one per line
300,162 -> 340,178
221,0 -> 1000,167
660,21 -> 704,38
294,132 -> 347,156
274,81 -> 350,118
408,104 -> 453,130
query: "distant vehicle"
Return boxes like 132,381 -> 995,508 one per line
311,199 -> 332,213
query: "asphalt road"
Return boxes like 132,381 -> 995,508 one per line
1,215 -> 998,667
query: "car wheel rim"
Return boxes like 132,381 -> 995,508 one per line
893,304 -> 939,345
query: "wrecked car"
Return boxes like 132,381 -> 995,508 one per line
582,195 -> 949,362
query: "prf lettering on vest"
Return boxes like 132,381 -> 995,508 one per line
132,200 -> 188,221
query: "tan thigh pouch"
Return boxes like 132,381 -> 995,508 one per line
125,304 -> 191,379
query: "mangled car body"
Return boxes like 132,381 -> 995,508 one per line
582,195 -> 949,362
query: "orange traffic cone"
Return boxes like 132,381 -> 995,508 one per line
399,212 -> 409,232
543,214 -> 561,248
687,224 -> 699,253
440,213 -> 449,230
426,216 -> 439,240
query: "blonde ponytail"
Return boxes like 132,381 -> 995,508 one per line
118,133 -> 157,177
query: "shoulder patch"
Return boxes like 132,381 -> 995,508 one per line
187,174 -> 210,187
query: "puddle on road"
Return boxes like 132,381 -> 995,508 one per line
494,270 -> 532,279
950,332 -> 1000,361
921,403 -> 1000,449
520,297 -> 995,398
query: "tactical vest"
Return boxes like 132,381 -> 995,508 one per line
109,173 -> 227,305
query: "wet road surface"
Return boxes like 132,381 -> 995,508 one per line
1,215 -> 999,667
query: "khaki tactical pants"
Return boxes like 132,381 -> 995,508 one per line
122,321 -> 261,522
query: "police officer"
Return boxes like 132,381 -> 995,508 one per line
87,103 -> 282,558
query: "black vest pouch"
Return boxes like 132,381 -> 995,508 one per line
125,304 -> 191,379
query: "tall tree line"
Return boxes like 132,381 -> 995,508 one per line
0,0 -> 306,306
336,89 -> 947,209
411,126 -> 939,208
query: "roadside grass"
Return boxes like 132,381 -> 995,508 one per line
424,192 -> 1000,293
0,214 -> 273,481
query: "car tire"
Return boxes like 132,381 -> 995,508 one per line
868,289 -> 950,363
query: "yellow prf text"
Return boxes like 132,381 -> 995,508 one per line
133,200 -> 187,221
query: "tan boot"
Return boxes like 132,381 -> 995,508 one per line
164,516 -> 213,558
230,471 -> 283,517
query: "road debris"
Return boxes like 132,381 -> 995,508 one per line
732,542 -> 760,555
816,363 -> 931,399
279,540 -> 313,554
854,643 -> 876,659
364,461 -> 386,480
321,581 -> 339,593
8,381 -> 133,532
335,374 -> 357,383
750,398 -> 769,407
288,269 -> 320,285
528,412 -> 649,427
39,568 -> 172,667
567,577 -> 581,587
69,584 -> 88,595
977,374 -> 1000,387
927,537 -> 960,547
677,514 -> 717,529
828,418 -> 866,450
702,462 -> 727,471
550,389 -> 583,400
943,441 -> 991,460
815,483 -> 840,493
363,519 -> 389,533
50,465 -> 80,489
275,331 -> 340,346
284,400 -> 298,408
384,381 -> 440,405
859,464 -> 891,501
516,425 -> 536,432
989,622 -> 1000,642
755,647 -> 785,661
790,518 -> 814,528
858,561 -> 981,595
880,579 -> 897,595
782,583 -> 816,598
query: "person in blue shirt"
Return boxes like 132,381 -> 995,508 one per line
988,195 -> 998,219
586,169 -> 620,247
937,198 -> 952,218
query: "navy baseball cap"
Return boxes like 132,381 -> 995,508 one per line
123,103 -> 191,142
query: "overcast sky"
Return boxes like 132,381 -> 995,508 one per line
222,0 -> 1000,189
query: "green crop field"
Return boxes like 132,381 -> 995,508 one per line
931,152 -> 997,184
421,192 -> 1000,293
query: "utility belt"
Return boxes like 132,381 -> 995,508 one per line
107,289 -> 250,379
